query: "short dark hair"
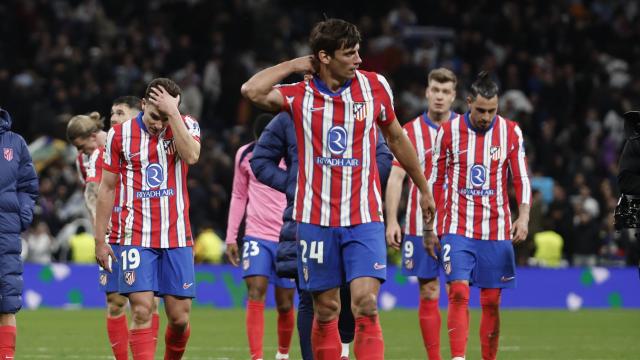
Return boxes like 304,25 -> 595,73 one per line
113,96 -> 142,111
470,71 -> 499,100
253,113 -> 273,140
309,18 -> 361,57
144,78 -> 181,101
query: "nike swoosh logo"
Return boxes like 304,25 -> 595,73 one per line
111,342 -> 120,348
183,282 -> 194,289
373,262 -> 386,270
454,149 -> 468,155
310,107 -> 325,112
500,276 -> 515,282
127,152 -> 141,159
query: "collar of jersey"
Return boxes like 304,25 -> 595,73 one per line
312,76 -> 352,97
136,112 -> 148,133
464,111 -> 496,133
422,111 -> 457,129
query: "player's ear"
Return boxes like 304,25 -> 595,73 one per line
317,50 -> 331,65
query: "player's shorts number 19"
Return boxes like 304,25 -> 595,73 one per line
300,239 -> 324,264
121,248 -> 141,271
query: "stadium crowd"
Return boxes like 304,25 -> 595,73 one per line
2,0 -> 638,267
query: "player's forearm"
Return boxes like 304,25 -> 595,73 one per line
389,136 -> 429,194
241,61 -> 294,109
84,182 -> 99,227
385,167 -> 405,225
94,185 -> 115,244
169,111 -> 200,165
517,203 -> 530,222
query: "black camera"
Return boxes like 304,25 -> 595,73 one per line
614,195 -> 640,230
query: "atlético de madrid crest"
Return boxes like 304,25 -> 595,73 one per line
3,147 -> 13,161
124,270 -> 136,286
353,102 -> 367,122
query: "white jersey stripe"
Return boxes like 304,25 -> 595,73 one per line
320,97 -> 333,226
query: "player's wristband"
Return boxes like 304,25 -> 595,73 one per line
423,228 -> 434,232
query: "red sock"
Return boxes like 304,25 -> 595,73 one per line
311,318 -> 341,359
354,315 -> 384,360
107,315 -> 129,360
164,324 -> 191,360
129,328 -> 155,360
480,289 -> 501,360
0,326 -> 16,359
152,313 -> 160,349
277,308 -> 295,354
448,283 -> 470,358
246,300 -> 265,360
419,299 -> 441,360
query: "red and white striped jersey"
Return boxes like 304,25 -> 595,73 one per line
429,113 -> 530,240
76,148 -> 102,185
102,113 -> 201,248
392,112 -> 456,235
76,147 -> 122,245
276,70 -> 396,226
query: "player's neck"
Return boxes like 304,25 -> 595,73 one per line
317,69 -> 349,92
96,130 -> 107,147
428,110 -> 450,126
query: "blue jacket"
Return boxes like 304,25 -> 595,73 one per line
0,108 -> 38,236
250,112 -> 393,277
0,108 -> 38,314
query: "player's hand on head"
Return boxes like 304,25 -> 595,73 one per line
385,221 -> 402,250
148,85 -> 180,116
95,242 -> 116,273
423,229 -> 440,260
510,217 -> 529,243
226,243 -> 240,266
290,55 -> 317,75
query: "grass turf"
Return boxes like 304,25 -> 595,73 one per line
15,307 -> 640,359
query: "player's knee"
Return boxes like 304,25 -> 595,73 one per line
276,301 -> 293,314
480,288 -> 501,309
352,293 -> 378,317
166,311 -> 189,329
419,279 -> 440,300
107,294 -> 128,317
314,298 -> 340,321
448,282 -> 470,305
247,286 -> 267,302
130,303 -> 153,325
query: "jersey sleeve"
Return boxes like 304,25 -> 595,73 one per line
507,122 -> 531,206
275,82 -> 304,115
102,125 -> 122,174
225,146 -> 251,244
375,74 -> 397,126
183,115 -> 201,142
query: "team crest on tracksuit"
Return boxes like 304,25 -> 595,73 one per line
3,148 -> 13,161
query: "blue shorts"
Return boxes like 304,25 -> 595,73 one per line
401,235 -> 440,279
297,222 -> 387,292
117,245 -> 196,298
99,244 -> 122,293
440,234 -> 516,289
242,236 -> 296,289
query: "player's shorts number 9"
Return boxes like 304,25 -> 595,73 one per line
243,241 -> 260,258
121,248 -> 141,271
403,240 -> 414,258
299,240 -> 324,264
442,244 -> 451,262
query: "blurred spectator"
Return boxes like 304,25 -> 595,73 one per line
24,221 -> 54,265
194,224 -> 224,264
69,225 -> 95,264
531,219 -> 565,268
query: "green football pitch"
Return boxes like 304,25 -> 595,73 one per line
15,308 -> 640,359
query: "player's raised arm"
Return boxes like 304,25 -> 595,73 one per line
241,56 -> 316,112
148,85 -> 201,165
